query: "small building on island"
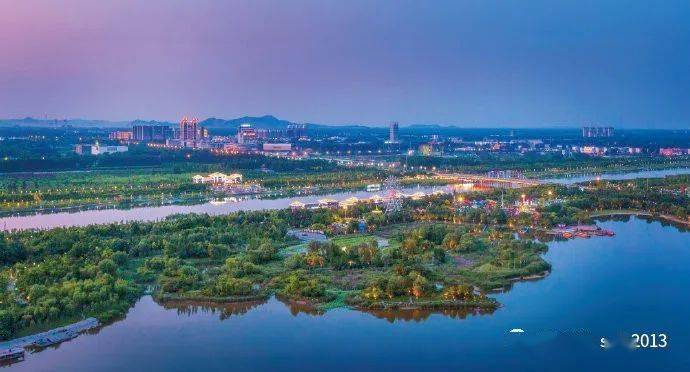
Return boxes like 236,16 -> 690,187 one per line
192,172 -> 243,185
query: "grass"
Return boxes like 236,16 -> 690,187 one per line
280,243 -> 308,257
331,234 -> 378,248
320,289 -> 356,310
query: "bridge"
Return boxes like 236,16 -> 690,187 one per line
433,173 -> 542,188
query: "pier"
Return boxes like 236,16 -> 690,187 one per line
0,317 -> 99,351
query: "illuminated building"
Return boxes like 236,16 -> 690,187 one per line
263,143 -> 292,152
109,131 -> 133,141
179,117 -> 199,146
388,121 -> 399,143
237,123 -> 258,144
192,172 -> 242,185
175,117 -> 208,148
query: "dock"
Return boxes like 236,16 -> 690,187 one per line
0,347 -> 25,363
0,317 -> 99,350
547,224 -> 615,239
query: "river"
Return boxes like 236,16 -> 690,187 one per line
2,168 -> 689,231
4,217 -> 688,371
542,167 -> 690,185
0,186 -> 446,231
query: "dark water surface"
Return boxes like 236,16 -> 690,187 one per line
6,217 -> 689,371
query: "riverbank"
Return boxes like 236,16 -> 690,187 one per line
590,210 -> 690,226
531,162 -> 690,179
0,318 -> 99,350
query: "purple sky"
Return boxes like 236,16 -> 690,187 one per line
1,0 -> 689,127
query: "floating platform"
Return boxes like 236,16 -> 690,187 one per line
33,330 -> 78,348
0,347 -> 25,363
0,317 -> 99,351
548,224 -> 615,239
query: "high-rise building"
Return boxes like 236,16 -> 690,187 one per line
389,122 -> 399,143
180,117 -> 199,144
132,124 -> 173,142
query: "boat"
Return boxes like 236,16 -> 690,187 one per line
33,330 -> 77,348
0,347 -> 25,363
366,183 -> 381,192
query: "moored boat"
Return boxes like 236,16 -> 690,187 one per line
33,330 -> 77,348
0,347 -> 25,363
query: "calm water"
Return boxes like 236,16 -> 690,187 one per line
0,186 -> 445,231
543,167 -> 690,185
6,217 -> 689,371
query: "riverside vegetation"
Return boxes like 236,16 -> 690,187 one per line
1,175 -> 689,340
0,193 -> 550,340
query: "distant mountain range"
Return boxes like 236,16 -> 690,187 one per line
0,116 -> 593,132
200,115 -> 292,130
0,115 -> 298,130
0,117 -> 131,128
0,115 -> 385,131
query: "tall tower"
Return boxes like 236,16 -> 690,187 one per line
389,121 -> 399,143
180,117 -> 199,145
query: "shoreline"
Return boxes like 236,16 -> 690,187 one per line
590,210 -> 690,227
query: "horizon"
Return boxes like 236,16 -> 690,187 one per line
1,114 -> 687,130
1,1 -> 689,128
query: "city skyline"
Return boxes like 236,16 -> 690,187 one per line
1,0 -> 689,128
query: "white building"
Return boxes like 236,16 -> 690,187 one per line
192,172 -> 243,185
93,145 -> 128,155
75,144 -> 128,155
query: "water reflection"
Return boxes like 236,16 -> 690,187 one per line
6,218 -> 690,371
364,306 -> 495,323
158,298 -> 268,320
279,298 -> 326,317
156,295 -> 496,322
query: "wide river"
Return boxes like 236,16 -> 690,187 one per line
5,217 -> 689,371
2,167 -> 689,232
0,186 -> 445,231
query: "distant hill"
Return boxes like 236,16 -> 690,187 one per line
0,117 -> 130,128
200,115 -> 294,130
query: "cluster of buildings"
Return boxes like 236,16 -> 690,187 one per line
106,117 -> 302,155
192,172 -> 243,185
191,172 -> 267,195
659,148 -> 690,157
582,126 -> 614,138
571,146 -> 643,156
97,118 -> 690,161
166,117 -> 210,148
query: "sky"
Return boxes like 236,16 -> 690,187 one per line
1,0 -> 689,128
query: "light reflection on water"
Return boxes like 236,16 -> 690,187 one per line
0,185 -> 445,231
